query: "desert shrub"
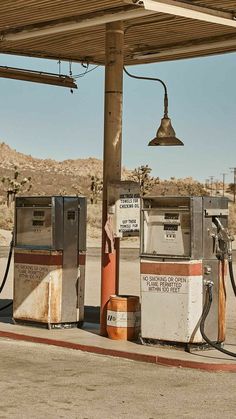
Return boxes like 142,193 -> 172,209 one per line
153,178 -> 208,196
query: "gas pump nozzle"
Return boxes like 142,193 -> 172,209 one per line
201,216 -> 236,357
213,216 -> 236,298
213,216 -> 234,261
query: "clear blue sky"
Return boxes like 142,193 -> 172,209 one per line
0,51 -> 235,183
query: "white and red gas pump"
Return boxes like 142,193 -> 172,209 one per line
140,196 -> 233,350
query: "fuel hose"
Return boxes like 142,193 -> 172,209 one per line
200,282 -> 236,358
0,236 -> 13,312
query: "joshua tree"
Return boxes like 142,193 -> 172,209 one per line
1,166 -> 32,206
90,175 -> 103,204
131,165 -> 159,196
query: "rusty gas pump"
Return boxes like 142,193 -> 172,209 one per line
13,196 -> 86,329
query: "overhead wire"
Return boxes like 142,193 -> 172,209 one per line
73,64 -> 100,79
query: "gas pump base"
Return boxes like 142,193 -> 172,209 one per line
139,337 -> 223,353
140,258 -> 226,347
13,248 -> 86,328
13,319 -> 84,330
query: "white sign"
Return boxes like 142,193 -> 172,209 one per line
118,192 -> 140,234
141,274 -> 191,294
108,181 -> 140,238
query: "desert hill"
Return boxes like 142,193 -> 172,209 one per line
0,141 -> 103,176
0,142 -> 130,199
0,142 -> 130,237
1,141 -> 235,236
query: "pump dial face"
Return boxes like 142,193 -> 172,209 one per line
164,213 -> 179,220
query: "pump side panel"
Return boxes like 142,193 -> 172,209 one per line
61,198 -> 79,323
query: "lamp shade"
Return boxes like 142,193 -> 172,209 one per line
148,116 -> 184,146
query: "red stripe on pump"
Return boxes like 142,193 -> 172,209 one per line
141,262 -> 202,276
14,252 -> 63,266
15,252 -> 86,266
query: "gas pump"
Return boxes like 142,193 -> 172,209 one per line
140,196 -> 233,349
13,196 -> 86,328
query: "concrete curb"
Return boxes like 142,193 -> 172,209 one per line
0,330 -> 236,373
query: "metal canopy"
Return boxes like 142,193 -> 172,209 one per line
0,0 -> 236,65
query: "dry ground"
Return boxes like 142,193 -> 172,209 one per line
0,337 -> 235,419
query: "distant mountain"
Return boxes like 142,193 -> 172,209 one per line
0,141 -> 130,199
0,141 -> 104,177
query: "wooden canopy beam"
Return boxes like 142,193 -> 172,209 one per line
2,5 -> 154,41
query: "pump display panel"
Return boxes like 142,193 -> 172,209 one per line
141,197 -> 191,257
16,207 -> 52,247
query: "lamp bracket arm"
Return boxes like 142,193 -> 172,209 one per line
123,65 -> 168,116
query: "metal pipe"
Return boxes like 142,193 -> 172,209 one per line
0,66 -> 77,88
123,66 -> 168,115
100,21 -> 124,336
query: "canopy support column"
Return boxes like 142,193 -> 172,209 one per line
100,21 -> 124,335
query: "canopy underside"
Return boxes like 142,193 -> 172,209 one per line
0,1 -> 236,65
